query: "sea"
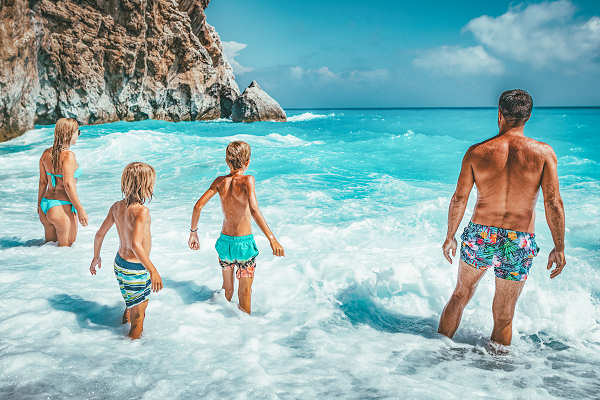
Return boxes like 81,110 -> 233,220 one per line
0,108 -> 598,399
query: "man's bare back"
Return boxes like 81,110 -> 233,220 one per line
468,133 -> 555,233
109,200 -> 152,262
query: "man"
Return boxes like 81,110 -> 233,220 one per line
438,89 -> 566,347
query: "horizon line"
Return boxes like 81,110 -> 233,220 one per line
283,106 -> 600,110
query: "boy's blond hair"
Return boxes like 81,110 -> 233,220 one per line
121,162 -> 156,206
226,141 -> 251,170
52,118 -> 79,172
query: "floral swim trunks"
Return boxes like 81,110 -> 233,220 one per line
460,221 -> 539,282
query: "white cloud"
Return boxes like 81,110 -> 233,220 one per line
221,41 -> 253,74
289,66 -> 389,82
464,0 -> 600,67
348,68 -> 390,81
413,45 -> 504,75
289,66 -> 304,79
316,66 -> 339,80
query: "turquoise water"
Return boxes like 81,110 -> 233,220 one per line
0,109 -> 599,399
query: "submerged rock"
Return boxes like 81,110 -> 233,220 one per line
231,81 -> 286,122
0,0 -> 240,141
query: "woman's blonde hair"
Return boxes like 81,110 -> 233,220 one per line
121,162 -> 156,206
51,118 -> 79,172
226,141 -> 251,170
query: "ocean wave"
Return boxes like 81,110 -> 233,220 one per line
287,112 -> 334,122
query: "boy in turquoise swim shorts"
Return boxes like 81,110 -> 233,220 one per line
89,162 -> 163,339
188,141 -> 284,314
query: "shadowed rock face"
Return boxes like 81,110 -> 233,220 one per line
0,0 -> 240,141
231,81 -> 286,123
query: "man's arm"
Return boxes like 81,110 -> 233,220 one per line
131,208 -> 163,292
540,145 -> 566,278
90,205 -> 115,275
247,176 -> 284,257
188,179 -> 219,250
443,148 -> 475,264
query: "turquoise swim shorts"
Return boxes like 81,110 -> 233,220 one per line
215,233 -> 259,263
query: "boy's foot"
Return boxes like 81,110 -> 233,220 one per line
122,309 -> 130,324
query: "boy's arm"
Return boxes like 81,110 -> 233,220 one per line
131,208 -> 163,292
188,179 -> 219,250
443,148 -> 474,264
247,176 -> 284,256
540,145 -> 566,279
90,205 -> 115,275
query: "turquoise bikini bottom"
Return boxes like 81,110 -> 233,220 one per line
40,198 -> 77,215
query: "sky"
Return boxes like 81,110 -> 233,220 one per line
206,0 -> 600,107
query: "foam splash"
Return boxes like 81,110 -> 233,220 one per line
287,112 -> 334,122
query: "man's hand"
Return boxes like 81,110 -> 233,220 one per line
442,237 -> 458,264
547,248 -> 566,279
78,208 -> 89,226
270,239 -> 285,257
90,256 -> 101,275
188,231 -> 200,250
150,270 -> 163,292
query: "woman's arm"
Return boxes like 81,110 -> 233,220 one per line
37,155 -> 48,210
246,176 -> 284,257
61,151 -> 88,226
131,207 -> 163,292
188,179 -> 219,250
90,205 -> 115,275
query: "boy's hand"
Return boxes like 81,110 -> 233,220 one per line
150,270 -> 163,292
270,239 -> 285,257
188,232 -> 200,250
90,256 -> 101,275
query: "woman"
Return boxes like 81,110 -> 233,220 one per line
37,118 -> 88,246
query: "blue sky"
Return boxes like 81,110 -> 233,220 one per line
206,0 -> 600,107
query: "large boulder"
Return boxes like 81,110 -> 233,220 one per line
0,0 -> 240,141
231,81 -> 286,122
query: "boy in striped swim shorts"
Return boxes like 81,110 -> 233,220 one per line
188,141 -> 285,314
89,162 -> 163,339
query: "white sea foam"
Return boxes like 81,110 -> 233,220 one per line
287,112 -> 334,122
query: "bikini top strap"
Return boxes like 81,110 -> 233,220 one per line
46,171 -> 63,188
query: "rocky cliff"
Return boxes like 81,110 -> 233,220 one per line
232,81 -> 286,122
0,0 -> 242,141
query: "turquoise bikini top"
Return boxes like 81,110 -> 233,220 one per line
47,168 -> 81,188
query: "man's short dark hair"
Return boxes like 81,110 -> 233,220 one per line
499,89 -> 533,125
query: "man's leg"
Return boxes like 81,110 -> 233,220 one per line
490,277 -> 525,345
438,260 -> 487,338
128,300 -> 149,339
238,276 -> 253,314
222,266 -> 234,301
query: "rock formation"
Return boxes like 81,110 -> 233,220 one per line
0,0 -> 242,141
231,81 -> 286,123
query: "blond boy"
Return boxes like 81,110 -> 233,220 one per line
188,141 -> 284,314
90,162 -> 163,339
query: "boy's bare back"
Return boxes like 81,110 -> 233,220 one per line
110,200 -> 152,262
213,174 -> 255,236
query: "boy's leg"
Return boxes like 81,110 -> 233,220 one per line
222,266 -> 234,301
238,276 -> 253,314
122,308 -> 130,324
128,300 -> 149,339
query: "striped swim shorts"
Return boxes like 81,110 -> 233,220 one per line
114,252 -> 151,308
